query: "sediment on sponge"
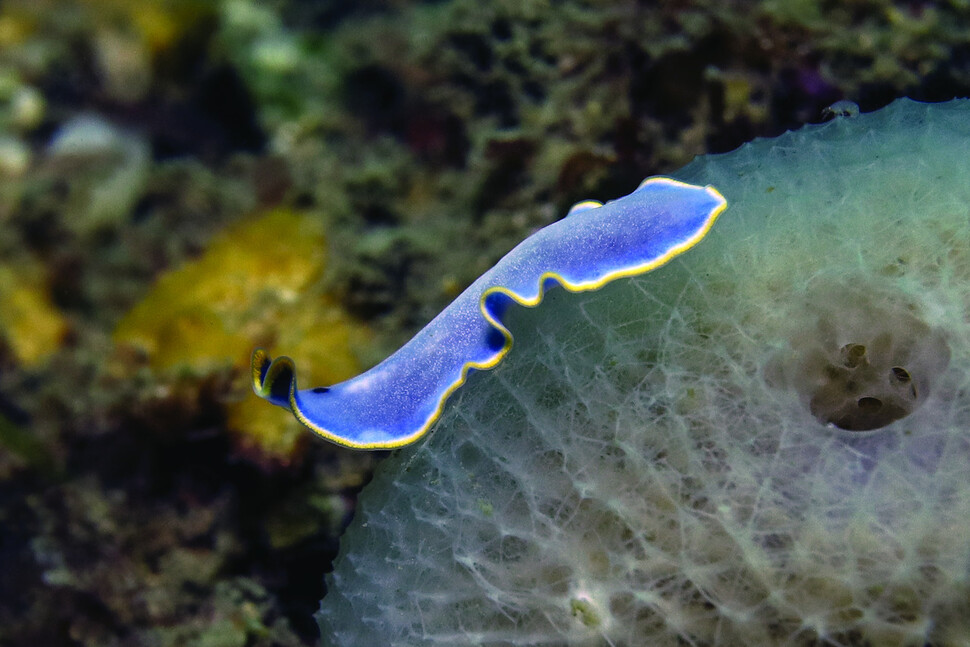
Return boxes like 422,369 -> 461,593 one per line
320,99 -> 970,646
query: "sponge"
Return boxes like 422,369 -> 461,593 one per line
320,99 -> 970,646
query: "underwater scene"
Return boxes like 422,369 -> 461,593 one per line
1,1 -> 969,645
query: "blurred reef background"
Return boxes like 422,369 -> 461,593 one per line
0,0 -> 968,645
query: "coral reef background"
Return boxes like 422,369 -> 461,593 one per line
0,0 -> 968,645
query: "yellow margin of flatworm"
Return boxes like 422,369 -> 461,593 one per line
265,178 -> 727,450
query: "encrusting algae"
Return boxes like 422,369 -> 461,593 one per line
114,208 -> 370,464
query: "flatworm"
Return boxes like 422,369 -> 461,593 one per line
252,177 -> 727,450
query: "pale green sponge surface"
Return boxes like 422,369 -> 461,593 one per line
319,99 -> 970,646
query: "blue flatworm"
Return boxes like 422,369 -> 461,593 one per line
252,177 -> 727,449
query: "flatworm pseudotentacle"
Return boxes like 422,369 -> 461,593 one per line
252,177 -> 727,450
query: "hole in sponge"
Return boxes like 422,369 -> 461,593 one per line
808,343 -> 922,431
768,280 -> 950,432
840,343 -> 868,368
857,396 -> 882,411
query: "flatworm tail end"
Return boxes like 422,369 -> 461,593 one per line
251,348 -> 296,411
476,179 -> 726,377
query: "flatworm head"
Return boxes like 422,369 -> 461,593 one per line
253,177 -> 727,450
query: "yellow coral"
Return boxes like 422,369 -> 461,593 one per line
115,208 -> 370,463
0,263 -> 68,366
116,208 -> 325,368
79,0 -> 207,55
0,12 -> 34,49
